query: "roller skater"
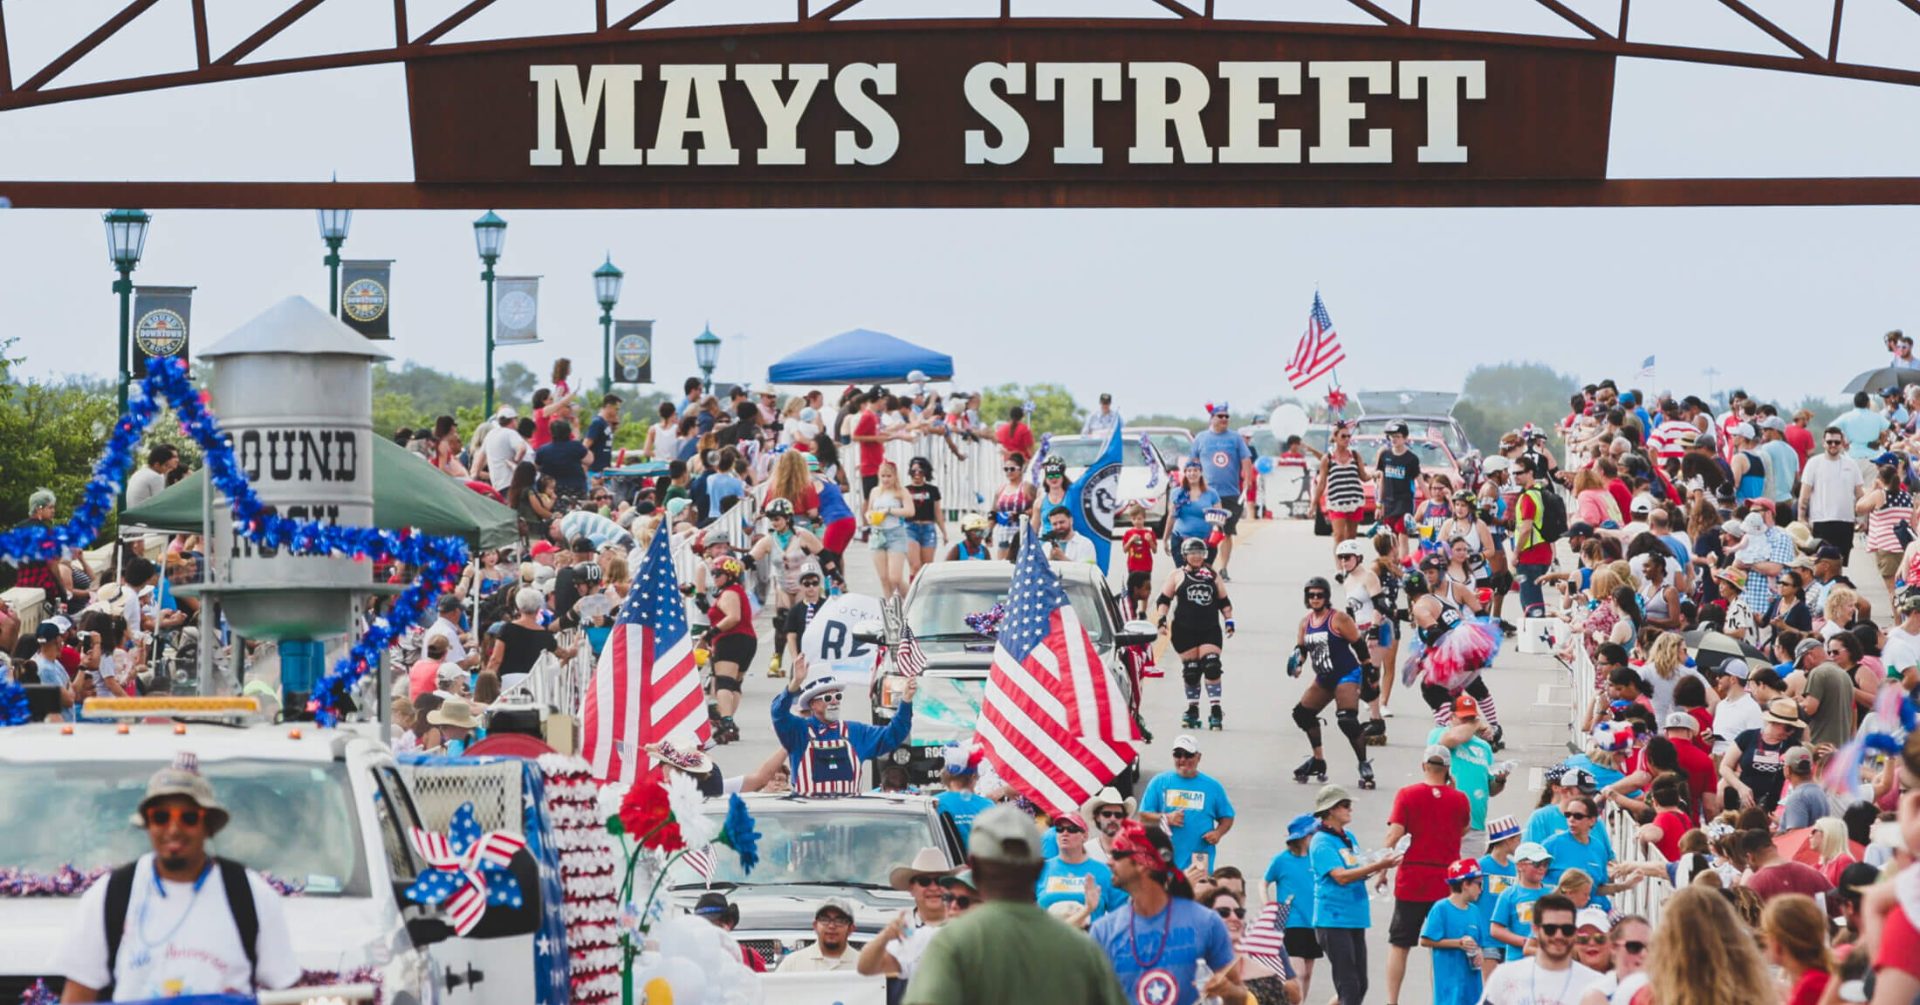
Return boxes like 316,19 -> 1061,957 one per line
1334,537 -> 1393,745
1403,589 -> 1506,751
1156,537 -> 1234,731
704,554 -> 755,744
1290,575 -> 1377,788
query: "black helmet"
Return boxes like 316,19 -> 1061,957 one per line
1385,420 -> 1410,437
764,497 -> 794,518
1181,538 -> 1210,556
1420,553 -> 1449,572
1304,576 -> 1333,603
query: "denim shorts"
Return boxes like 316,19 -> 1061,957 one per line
871,524 -> 912,554
904,522 -> 940,548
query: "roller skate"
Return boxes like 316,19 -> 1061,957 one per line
1357,759 -> 1377,790
1182,705 -> 1203,730
715,716 -> 741,745
1364,717 -> 1388,746
1490,724 -> 1506,752
1293,756 -> 1328,784
1208,707 -> 1224,732
767,653 -> 785,678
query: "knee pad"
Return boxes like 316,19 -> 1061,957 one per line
1359,665 -> 1381,704
709,674 -> 743,693
1200,654 -> 1223,681
1292,703 -> 1320,732
1336,708 -> 1364,741
1489,571 -> 1513,593
1182,661 -> 1203,687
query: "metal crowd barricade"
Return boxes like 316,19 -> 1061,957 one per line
881,432 -> 1002,518
1568,641 -> 1672,927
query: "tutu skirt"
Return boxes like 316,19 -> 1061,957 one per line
1403,617 -> 1502,692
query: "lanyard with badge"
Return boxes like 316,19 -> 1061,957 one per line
130,860 -> 214,970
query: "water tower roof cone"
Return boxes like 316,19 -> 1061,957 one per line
201,295 -> 393,362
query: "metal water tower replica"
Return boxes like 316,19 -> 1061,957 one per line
195,296 -> 390,713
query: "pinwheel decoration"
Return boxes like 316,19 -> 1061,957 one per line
1325,387 -> 1349,414
407,802 -> 528,935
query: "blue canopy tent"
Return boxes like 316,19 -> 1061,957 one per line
765,328 -> 954,384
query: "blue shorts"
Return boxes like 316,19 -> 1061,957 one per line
871,524 -> 912,554
904,521 -> 940,548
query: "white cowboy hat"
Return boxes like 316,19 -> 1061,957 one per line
887,846 -> 959,891
1079,785 -> 1138,821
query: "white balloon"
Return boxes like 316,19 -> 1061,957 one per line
1270,403 -> 1310,440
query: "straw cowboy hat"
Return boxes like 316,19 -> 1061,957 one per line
646,731 -> 714,774
428,698 -> 481,730
1079,785 -> 1138,821
887,847 -> 959,891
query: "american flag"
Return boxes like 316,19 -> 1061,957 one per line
975,524 -> 1139,815
1285,292 -> 1346,390
1636,354 -> 1656,383
887,622 -> 928,679
1242,900 -> 1295,980
581,526 -> 709,784
683,846 -> 716,886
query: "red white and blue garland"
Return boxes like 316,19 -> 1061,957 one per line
0,356 -> 468,724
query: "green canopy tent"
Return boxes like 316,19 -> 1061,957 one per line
124,435 -> 519,550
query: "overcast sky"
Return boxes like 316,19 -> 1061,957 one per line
5,0 -> 1920,416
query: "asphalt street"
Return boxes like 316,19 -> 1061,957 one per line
713,516 -> 1581,1001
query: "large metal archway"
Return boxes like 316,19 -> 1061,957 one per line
4,0 -> 1920,207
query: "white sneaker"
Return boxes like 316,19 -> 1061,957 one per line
1382,707 -> 1396,718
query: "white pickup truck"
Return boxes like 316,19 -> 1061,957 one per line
0,699 -> 542,1005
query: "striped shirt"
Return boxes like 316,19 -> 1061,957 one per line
1866,490 -> 1913,554
1648,420 -> 1698,460
1324,455 -> 1367,511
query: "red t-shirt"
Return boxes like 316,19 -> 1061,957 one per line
1121,527 -> 1158,573
1388,781 -> 1470,901
1517,490 -> 1553,565
1649,809 -> 1690,862
998,421 -> 1035,462
1745,861 -> 1833,907
1786,969 -> 1831,1005
1606,478 -> 1633,519
530,407 -> 555,450
1784,423 -> 1814,465
1669,735 -> 1717,820
1684,707 -> 1715,751
855,410 -> 884,477
1876,905 -> 1920,979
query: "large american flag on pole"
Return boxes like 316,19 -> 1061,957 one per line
976,524 -> 1140,815
581,525 -> 709,784
1285,291 -> 1346,390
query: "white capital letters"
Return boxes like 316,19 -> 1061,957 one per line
1035,63 -> 1121,164
963,62 -> 1030,165
1217,61 -> 1302,164
651,65 -> 739,166
1128,62 -> 1212,165
1399,60 -> 1485,163
1308,61 -> 1393,164
735,64 -> 828,166
834,63 -> 899,165
529,65 -> 644,166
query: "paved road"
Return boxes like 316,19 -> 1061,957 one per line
714,516 -> 1579,1002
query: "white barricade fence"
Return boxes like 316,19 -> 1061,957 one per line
881,432 -> 1002,519
1568,641 -> 1672,927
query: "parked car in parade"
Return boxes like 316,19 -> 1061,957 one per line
867,561 -> 1150,791
664,793 -> 962,967
1133,426 -> 1196,472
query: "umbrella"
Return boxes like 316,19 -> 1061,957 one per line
1841,365 -> 1920,395
1683,628 -> 1768,674
1774,826 -> 1864,868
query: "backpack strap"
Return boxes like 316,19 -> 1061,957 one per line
216,858 -> 261,986
101,862 -> 139,997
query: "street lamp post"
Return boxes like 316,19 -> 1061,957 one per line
594,255 -> 624,396
694,324 -> 721,389
316,208 -> 352,317
473,211 -> 508,416
103,208 -> 150,512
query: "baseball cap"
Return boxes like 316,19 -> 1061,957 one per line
1567,521 -> 1596,539
1732,422 -> 1756,440
1424,743 -> 1454,765
1171,734 -> 1201,755
530,540 -> 559,558
1630,494 -> 1656,515
815,898 -> 855,922
494,405 -> 518,419
1760,415 -> 1788,432
1515,842 -> 1553,864
1576,907 -> 1612,932
1794,638 -> 1824,667
1720,658 -> 1752,680
1814,542 -> 1843,561
1452,694 -> 1481,719
1446,859 -> 1483,885
34,621 -> 62,643
49,615 -> 73,634
1486,816 -> 1521,845
1663,712 -> 1698,732
1783,746 -> 1814,771
1560,767 -> 1597,790
967,803 -> 1043,865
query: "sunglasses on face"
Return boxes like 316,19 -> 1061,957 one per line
1215,906 -> 1246,919
799,577 -> 822,587
1054,824 -> 1085,835
1305,591 -> 1329,600
1110,850 -> 1136,861
1575,934 -> 1608,946
910,875 -> 941,888
1097,810 -> 1127,821
1565,812 -> 1592,821
1538,923 -> 1577,937
1621,941 -> 1647,954
1172,751 -> 1198,760
818,914 -> 852,927
942,894 -> 975,909
144,807 -> 204,828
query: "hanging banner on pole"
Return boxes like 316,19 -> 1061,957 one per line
613,320 -> 653,385
493,276 -> 542,346
131,286 -> 193,378
339,260 -> 393,339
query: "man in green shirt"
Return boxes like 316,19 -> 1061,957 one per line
904,804 -> 1128,1005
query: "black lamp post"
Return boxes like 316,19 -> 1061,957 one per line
594,255 -> 624,396
473,210 -> 508,416
317,208 -> 352,316
103,208 -> 150,513
694,323 -> 721,388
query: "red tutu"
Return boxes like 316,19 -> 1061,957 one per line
1405,618 -> 1502,692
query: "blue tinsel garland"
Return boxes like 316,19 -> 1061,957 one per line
0,357 -> 467,725
0,678 -> 29,727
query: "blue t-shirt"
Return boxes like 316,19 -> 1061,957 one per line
935,790 -> 994,846
705,473 -> 746,517
1526,803 -> 1613,853
1263,850 -> 1316,930
1090,898 -> 1236,1005
1835,407 -> 1891,458
534,439 -> 590,495
1169,486 -> 1223,539
1189,430 -> 1252,497
1308,828 -> 1370,929
585,415 -> 615,471
1490,881 -> 1548,944
1139,770 -> 1235,872
1035,856 -> 1121,917
1475,855 -> 1517,953
1542,831 -> 1615,912
1419,896 -> 1486,1005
